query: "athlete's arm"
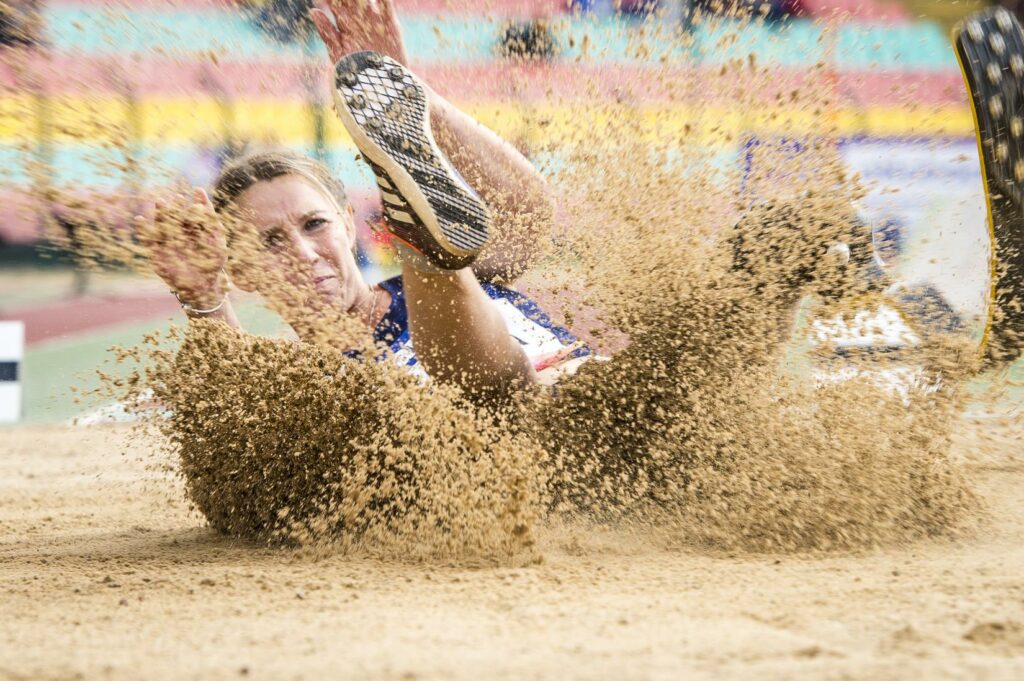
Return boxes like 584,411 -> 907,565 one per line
310,0 -> 554,282
136,188 -> 242,330
180,298 -> 241,327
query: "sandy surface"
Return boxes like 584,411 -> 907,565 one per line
1,423 -> 1023,681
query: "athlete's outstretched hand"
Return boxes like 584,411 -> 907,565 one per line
310,0 -> 407,65
136,188 -> 228,310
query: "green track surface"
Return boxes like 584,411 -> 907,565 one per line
10,292 -> 1022,425
17,301 -> 289,424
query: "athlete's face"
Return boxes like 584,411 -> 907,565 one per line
232,175 -> 366,313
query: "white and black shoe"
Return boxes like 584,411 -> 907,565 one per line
955,7 -> 1024,365
332,51 -> 490,270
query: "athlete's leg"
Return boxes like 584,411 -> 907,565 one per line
311,5 -> 552,283
427,92 -> 553,283
685,6 -> 1024,375
400,266 -> 536,395
538,198 -> 869,511
955,7 -> 1024,367
727,199 -> 872,348
333,52 -> 535,394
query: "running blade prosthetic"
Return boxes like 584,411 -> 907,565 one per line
955,7 -> 1024,364
332,51 -> 491,270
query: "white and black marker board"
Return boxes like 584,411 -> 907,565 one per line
0,321 -> 24,423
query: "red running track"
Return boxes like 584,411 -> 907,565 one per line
49,0 -> 569,16
1,293 -> 181,346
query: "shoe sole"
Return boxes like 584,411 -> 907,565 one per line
332,51 -> 490,270
954,8 -> 1024,365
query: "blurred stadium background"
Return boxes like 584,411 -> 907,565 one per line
0,0 -> 1012,422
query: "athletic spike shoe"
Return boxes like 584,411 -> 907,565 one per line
332,51 -> 491,271
954,7 -> 1024,365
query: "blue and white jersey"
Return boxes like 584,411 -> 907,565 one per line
372,276 -> 591,384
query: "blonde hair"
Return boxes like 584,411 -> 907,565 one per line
213,149 -> 348,216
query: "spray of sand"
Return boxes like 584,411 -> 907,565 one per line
36,5 -> 993,560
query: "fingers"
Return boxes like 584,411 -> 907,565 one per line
160,191 -> 224,273
182,199 -> 207,235
137,197 -> 174,256
320,0 -> 406,64
310,8 -> 346,61
144,192 -> 214,245
332,0 -> 384,33
134,213 -> 158,247
151,199 -> 172,244
326,0 -> 351,20
181,189 -> 222,241
356,0 -> 383,16
190,187 -> 228,252
191,186 -> 219,225
194,186 -> 211,207
327,0 -> 371,27
136,211 -> 172,282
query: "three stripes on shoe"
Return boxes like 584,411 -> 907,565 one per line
334,51 -> 490,269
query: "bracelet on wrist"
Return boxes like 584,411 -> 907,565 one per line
173,290 -> 227,315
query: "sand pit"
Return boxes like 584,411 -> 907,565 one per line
3,4 -> 1023,677
1,422 -> 1022,679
